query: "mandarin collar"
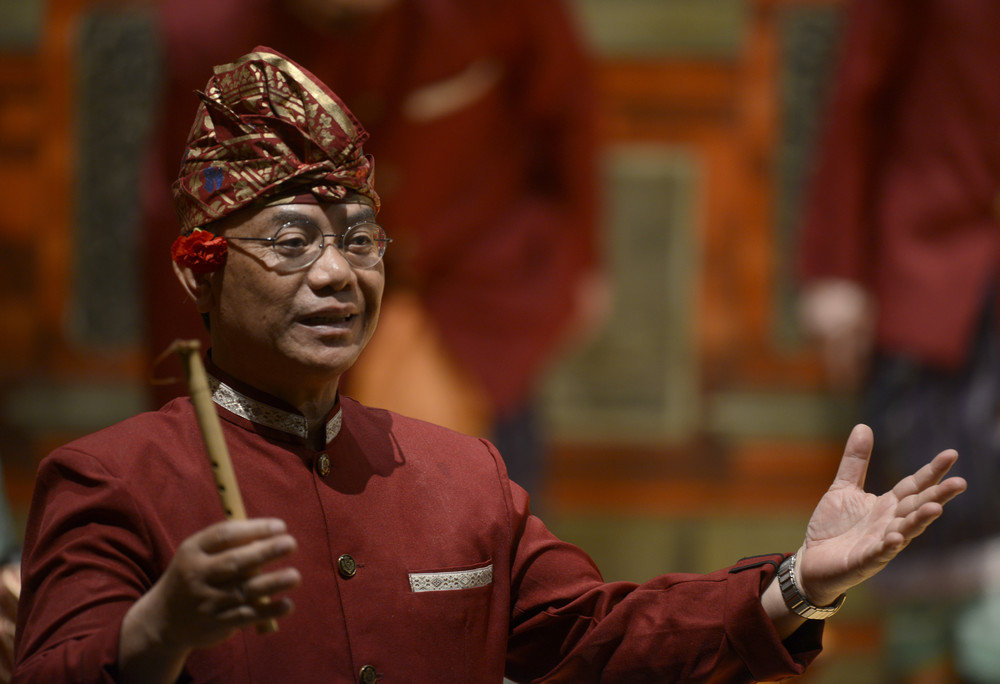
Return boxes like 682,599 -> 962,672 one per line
204,358 -> 342,445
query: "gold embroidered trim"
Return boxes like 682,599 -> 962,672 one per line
408,565 -> 494,593
208,375 -> 342,444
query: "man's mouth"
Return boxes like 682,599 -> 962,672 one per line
300,314 -> 355,326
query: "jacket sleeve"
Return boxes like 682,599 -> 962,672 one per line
504,487 -> 823,683
13,447 -> 152,683
797,0 -> 912,286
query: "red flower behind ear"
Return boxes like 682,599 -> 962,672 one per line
171,229 -> 228,274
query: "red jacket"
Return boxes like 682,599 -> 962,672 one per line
14,370 -> 821,682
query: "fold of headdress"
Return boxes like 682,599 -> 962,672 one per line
172,46 -> 379,233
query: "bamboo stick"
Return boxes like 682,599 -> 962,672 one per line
172,339 -> 278,633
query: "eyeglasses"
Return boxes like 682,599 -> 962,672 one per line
228,220 -> 391,273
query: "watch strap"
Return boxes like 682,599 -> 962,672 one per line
777,553 -> 846,620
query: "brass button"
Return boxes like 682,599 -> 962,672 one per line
338,554 -> 357,578
316,454 -> 331,477
358,664 -> 377,684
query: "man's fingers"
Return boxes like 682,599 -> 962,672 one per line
214,594 -> 295,626
893,474 -> 967,522
197,518 -> 288,553
215,566 -> 301,611
831,424 -> 874,488
883,501 -> 947,553
885,472 -> 966,553
176,519 -> 297,588
891,450 -> 961,500
241,567 -> 302,603
937,475 -> 968,503
203,534 -> 298,584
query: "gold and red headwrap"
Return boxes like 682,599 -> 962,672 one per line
171,46 -> 379,235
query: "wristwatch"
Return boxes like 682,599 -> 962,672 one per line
776,553 -> 846,620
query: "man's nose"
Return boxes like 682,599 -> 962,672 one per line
308,242 -> 355,283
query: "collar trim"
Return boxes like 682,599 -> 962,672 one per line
208,375 -> 342,444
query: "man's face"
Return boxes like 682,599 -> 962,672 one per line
202,201 -> 384,398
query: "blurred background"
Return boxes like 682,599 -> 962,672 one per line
0,0 -> 941,681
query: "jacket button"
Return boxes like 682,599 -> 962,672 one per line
358,664 -> 377,684
338,554 -> 357,578
316,454 -> 331,477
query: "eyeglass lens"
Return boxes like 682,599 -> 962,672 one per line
272,221 -> 387,271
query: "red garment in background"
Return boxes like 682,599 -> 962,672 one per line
143,0 -> 600,413
797,0 -> 1000,368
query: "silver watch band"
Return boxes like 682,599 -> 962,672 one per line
777,553 -> 846,620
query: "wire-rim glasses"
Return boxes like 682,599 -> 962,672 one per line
228,220 -> 391,273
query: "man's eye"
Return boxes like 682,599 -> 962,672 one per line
345,224 -> 379,250
347,234 -> 375,248
273,227 -> 314,252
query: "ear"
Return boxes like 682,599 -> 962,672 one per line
172,261 -> 215,313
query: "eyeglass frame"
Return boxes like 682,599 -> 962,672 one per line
226,219 -> 392,273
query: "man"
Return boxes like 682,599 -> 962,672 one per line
14,47 -> 965,683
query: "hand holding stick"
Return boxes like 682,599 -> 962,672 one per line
172,339 -> 279,634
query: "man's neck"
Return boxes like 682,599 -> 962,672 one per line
298,395 -> 340,449
207,354 -> 340,429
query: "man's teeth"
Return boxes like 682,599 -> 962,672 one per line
304,314 -> 351,325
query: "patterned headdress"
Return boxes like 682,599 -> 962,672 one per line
171,46 -> 379,234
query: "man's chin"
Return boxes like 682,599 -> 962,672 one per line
292,347 -> 363,376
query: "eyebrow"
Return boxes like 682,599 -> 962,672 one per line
349,207 -> 377,223
267,208 -> 317,227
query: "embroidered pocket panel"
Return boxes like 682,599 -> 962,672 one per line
408,564 -> 494,592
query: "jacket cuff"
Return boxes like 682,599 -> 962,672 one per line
724,553 -> 825,681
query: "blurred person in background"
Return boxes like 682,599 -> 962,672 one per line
797,1 -> 1000,681
142,0 -> 605,504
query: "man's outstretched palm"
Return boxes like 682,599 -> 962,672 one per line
797,424 -> 966,606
